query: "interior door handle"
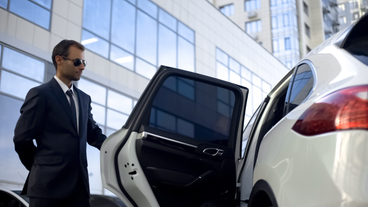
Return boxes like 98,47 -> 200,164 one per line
203,148 -> 224,156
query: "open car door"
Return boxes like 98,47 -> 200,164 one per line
101,66 -> 248,207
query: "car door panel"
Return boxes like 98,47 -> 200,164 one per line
101,66 -> 248,207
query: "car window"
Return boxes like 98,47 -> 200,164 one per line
148,76 -> 237,147
241,105 -> 261,157
284,63 -> 314,114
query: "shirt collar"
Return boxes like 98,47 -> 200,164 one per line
54,75 -> 74,94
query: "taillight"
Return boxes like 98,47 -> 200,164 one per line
292,85 -> 368,136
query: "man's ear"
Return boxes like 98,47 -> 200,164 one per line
55,55 -> 63,66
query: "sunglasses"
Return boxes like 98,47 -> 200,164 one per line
62,56 -> 87,67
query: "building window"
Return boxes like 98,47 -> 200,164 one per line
338,3 -> 345,11
352,12 -> 359,20
245,0 -> 261,11
285,37 -> 291,50
220,4 -> 234,16
339,16 -> 347,24
283,14 -> 289,26
271,0 -> 276,6
215,48 -> 271,122
82,0 -> 196,80
305,23 -> 310,38
303,2 -> 309,16
246,20 -> 262,33
272,16 -> 278,28
1,0 -> 52,29
350,0 -> 359,9
273,39 -> 279,52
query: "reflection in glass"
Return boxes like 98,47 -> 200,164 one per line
82,30 -> 109,58
217,101 -> 230,117
177,118 -> 194,138
157,110 -> 176,132
136,11 -> 157,65
3,47 -> 45,82
158,24 -> 177,68
159,9 -> 176,31
110,45 -> 134,71
149,76 -> 236,146
91,103 -> 105,125
178,37 -> 194,72
107,109 -> 128,130
111,0 -> 136,54
78,78 -> 106,106
0,0 -> 8,8
216,62 -> 228,81
289,71 -> 313,103
32,0 -> 52,9
0,95 -> 28,183
83,0 -> 111,40
107,90 -> 132,114
178,79 -> 194,100
9,0 -> 50,29
0,71 -> 40,99
137,0 -> 158,18
178,22 -> 194,43
135,58 -> 157,79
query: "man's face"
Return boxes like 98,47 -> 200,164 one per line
58,46 -> 85,83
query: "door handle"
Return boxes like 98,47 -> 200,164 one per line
203,148 -> 224,157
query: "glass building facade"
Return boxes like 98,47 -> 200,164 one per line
81,0 -> 195,79
271,0 -> 300,69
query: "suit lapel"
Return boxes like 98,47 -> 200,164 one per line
49,78 -> 79,135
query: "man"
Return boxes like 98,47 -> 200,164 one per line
13,40 -> 107,207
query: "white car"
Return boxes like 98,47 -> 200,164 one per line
101,13 -> 368,207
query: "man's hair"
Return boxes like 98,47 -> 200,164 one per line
52,40 -> 85,70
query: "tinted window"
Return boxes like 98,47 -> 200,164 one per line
149,76 -> 236,146
285,64 -> 314,113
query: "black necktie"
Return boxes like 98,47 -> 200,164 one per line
66,90 -> 77,129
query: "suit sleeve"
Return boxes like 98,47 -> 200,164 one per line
86,96 -> 106,150
13,87 -> 46,171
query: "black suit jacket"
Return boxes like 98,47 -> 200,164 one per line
13,78 -> 106,198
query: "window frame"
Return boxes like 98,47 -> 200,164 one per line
284,60 -> 316,115
1,0 -> 53,30
81,0 -> 196,80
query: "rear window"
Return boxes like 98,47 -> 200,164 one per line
148,76 -> 236,146
284,63 -> 314,114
